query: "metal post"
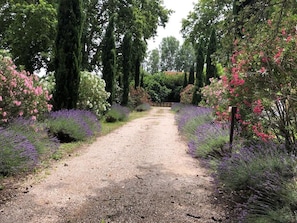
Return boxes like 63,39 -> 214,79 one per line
229,106 -> 237,152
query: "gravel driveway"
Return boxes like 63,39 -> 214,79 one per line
0,107 -> 226,223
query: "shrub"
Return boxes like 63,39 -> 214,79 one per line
7,118 -> 59,159
188,123 -> 229,158
40,71 -> 110,118
135,103 -> 151,112
47,109 -> 101,142
0,128 -> 38,175
180,84 -> 195,104
77,71 -> 110,118
201,77 -> 229,122
0,56 -> 52,124
175,105 -> 213,133
105,104 -> 130,123
128,86 -> 151,109
171,102 -> 186,113
217,141 -> 297,222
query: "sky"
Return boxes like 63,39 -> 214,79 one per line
147,0 -> 196,51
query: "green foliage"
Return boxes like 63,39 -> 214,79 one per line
188,64 -> 195,84
54,0 -> 83,110
183,72 -> 188,88
7,118 -> 59,159
175,42 -> 196,72
121,32 -> 133,106
41,72 -> 110,118
180,84 -> 195,104
147,48 -> 160,74
77,71 -> 110,118
102,15 -> 117,104
205,28 -> 218,85
160,36 -> 180,71
217,142 -> 297,222
135,103 -> 151,112
46,109 -> 101,142
0,129 -> 37,176
143,73 -> 171,102
128,86 -> 151,109
0,118 -> 59,176
0,0 -> 57,73
181,0 -> 232,45
105,104 -> 130,123
196,133 -> 229,158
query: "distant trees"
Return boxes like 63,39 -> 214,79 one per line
146,38 -> 195,74
160,36 -> 180,72
53,0 -> 83,110
147,49 -> 160,74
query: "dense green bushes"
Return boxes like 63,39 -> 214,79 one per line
143,72 -> 184,102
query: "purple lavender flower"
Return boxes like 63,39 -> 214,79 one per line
176,105 -> 212,131
0,128 -> 38,175
48,109 -> 101,142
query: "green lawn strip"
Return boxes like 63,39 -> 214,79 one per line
100,110 -> 149,136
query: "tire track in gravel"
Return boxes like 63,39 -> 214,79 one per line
0,107 -> 226,223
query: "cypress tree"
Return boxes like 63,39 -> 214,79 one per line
134,56 -> 140,89
121,32 -> 132,106
53,0 -> 83,110
205,28 -> 218,85
102,15 -> 117,105
188,64 -> 195,84
192,44 -> 205,105
183,72 -> 188,88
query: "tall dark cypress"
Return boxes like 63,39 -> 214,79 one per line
196,44 -> 204,88
54,0 -> 83,110
121,32 -> 132,106
183,72 -> 188,88
188,64 -> 195,84
205,28 -> 217,85
102,15 -> 117,105
134,56 -> 140,89
192,44 -> 205,105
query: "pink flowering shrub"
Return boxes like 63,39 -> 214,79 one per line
211,19 -> 297,146
0,56 -> 52,124
180,84 -> 195,104
201,78 -> 229,122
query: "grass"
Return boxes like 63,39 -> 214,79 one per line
100,110 -> 149,135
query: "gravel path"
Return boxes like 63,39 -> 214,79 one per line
0,107 -> 226,223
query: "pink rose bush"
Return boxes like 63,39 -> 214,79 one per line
0,56 -> 52,124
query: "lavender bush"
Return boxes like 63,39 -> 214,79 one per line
175,105 -> 213,133
47,109 -> 101,142
217,141 -> 297,222
135,103 -> 151,112
0,128 -> 38,175
7,118 -> 59,159
105,104 -> 130,123
188,123 -> 229,158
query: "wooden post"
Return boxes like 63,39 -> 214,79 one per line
229,106 -> 237,152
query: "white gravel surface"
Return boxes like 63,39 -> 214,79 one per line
0,107 -> 226,223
